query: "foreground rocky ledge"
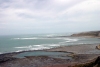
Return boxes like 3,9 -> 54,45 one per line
45,56 -> 100,67
0,44 -> 100,67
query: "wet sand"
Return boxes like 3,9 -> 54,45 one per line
0,44 -> 100,67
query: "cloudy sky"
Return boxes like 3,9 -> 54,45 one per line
0,0 -> 100,35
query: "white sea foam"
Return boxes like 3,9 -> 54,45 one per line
14,44 -> 59,51
78,43 -> 86,44
65,41 -> 72,42
13,37 -> 38,40
45,34 -> 68,37
15,46 -> 26,49
12,37 -> 65,40
64,38 -> 78,42
59,38 -> 79,44
33,44 -> 59,46
30,47 -> 50,50
12,37 -> 50,40
33,45 -> 43,47
14,44 -> 50,49
46,34 -> 56,37
15,50 -> 23,52
49,44 -> 60,46
14,45 -> 33,49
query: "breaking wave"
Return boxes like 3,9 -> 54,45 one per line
14,45 -> 43,49
12,37 -> 79,42
49,44 -> 60,46
14,44 -> 60,51
15,50 -> 23,52
12,37 -> 38,40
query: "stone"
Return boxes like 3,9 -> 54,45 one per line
96,45 -> 100,50
98,33 -> 100,37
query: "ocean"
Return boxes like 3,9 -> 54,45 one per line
0,33 -> 100,54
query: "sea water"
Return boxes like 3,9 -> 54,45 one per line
15,51 -> 71,59
0,33 -> 100,54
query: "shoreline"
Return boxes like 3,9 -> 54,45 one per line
46,44 -> 100,54
0,43 -> 99,55
0,35 -> 100,56
0,44 -> 100,67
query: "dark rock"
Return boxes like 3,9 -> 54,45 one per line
98,33 -> 100,37
0,57 -> 17,64
94,56 -> 100,67
96,45 -> 100,50
72,56 -> 100,67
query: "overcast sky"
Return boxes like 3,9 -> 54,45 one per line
0,0 -> 100,35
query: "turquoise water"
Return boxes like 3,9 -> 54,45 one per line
15,51 -> 71,59
0,34 -> 100,54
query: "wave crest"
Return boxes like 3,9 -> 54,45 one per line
13,37 -> 38,40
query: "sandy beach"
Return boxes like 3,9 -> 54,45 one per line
0,44 -> 100,67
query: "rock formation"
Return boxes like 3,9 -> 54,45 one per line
96,45 -> 100,50
72,56 -> 100,67
71,31 -> 100,37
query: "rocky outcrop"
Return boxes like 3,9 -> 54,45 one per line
96,45 -> 100,50
44,56 -> 100,67
0,57 -> 16,63
71,31 -> 100,37
72,56 -> 100,67
98,33 -> 100,37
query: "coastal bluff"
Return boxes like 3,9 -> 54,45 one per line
71,31 -> 100,37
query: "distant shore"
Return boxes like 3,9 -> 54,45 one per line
70,31 -> 100,37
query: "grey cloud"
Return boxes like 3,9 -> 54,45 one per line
0,0 -> 100,35
0,0 -> 12,4
17,13 -> 36,19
